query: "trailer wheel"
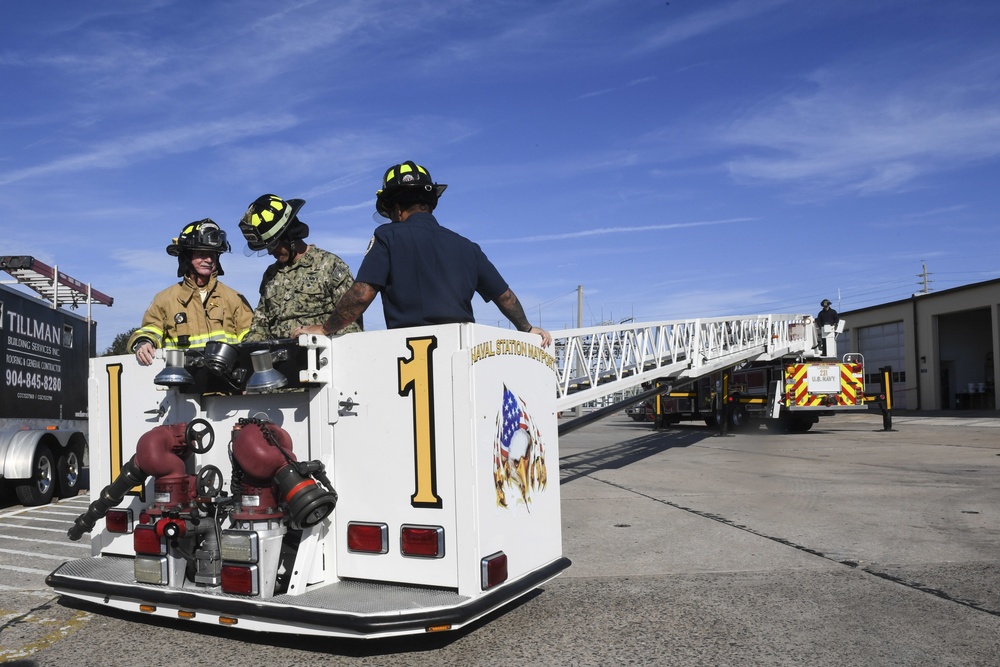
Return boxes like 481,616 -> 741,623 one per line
15,444 -> 56,506
57,443 -> 84,498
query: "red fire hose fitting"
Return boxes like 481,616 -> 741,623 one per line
232,422 -> 296,479
134,423 -> 189,477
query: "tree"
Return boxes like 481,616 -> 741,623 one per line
102,328 -> 138,356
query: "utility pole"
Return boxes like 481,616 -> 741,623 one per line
917,261 -> 933,294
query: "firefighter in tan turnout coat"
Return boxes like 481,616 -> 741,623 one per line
128,219 -> 254,365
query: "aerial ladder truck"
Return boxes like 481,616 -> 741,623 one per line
48,311 -> 876,638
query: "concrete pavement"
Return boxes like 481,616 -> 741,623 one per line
3,410 -> 999,665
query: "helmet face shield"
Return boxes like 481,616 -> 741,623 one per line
167,219 -> 230,256
197,224 -> 227,250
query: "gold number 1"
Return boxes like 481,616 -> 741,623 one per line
398,336 -> 442,508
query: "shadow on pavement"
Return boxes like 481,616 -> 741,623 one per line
559,425 -> 713,484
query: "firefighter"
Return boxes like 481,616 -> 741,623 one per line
292,161 -> 551,348
816,298 -> 840,356
128,219 -> 254,365
239,194 -> 362,341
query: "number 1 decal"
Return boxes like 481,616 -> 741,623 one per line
106,363 -> 143,499
398,336 -> 442,508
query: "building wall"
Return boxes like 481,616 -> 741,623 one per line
840,280 -> 1000,411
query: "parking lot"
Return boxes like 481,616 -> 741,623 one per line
2,411 -> 1000,666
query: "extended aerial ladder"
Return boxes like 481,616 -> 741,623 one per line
547,313 -> 835,433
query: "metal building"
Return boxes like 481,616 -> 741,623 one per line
840,278 -> 1000,411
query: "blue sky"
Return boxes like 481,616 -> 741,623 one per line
3,0 -> 999,352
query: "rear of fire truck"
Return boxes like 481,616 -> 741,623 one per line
647,319 -> 868,432
761,353 -> 867,432
47,324 -> 569,638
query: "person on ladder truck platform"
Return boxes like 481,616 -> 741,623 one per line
129,219 -> 254,365
816,298 -> 839,357
292,161 -> 551,348
239,194 -> 362,341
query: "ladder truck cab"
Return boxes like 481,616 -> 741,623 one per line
49,324 -> 568,638
0,256 -> 112,505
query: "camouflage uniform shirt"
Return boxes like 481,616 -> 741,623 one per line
245,245 -> 362,341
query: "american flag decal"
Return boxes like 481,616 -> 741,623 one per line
493,385 -> 547,510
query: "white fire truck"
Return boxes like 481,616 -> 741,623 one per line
51,325 -> 565,638
48,312 -> 856,638
0,256 -> 112,505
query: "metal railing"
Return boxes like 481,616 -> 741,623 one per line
550,314 -> 815,411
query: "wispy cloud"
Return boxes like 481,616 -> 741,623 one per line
0,115 -> 297,186
722,54 -> 1000,195
483,217 -> 752,244
575,77 -> 655,102
629,0 -> 793,54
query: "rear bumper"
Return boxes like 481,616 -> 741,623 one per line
47,554 -> 571,638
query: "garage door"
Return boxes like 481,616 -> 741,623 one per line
857,321 -> 905,387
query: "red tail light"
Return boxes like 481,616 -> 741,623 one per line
400,525 -> 444,558
481,551 -> 508,589
347,522 -> 388,554
133,524 -> 165,555
105,509 -> 133,534
221,564 -> 259,595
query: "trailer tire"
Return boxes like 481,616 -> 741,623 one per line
15,444 -> 56,506
57,443 -> 84,498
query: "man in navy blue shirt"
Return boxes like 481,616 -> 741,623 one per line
292,161 -> 551,347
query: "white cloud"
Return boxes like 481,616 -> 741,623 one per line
629,0 -> 794,54
0,115 -> 298,186
483,217 -> 753,244
722,55 -> 1000,195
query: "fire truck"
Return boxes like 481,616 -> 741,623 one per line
622,319 -> 870,433
48,312 -> 850,638
0,256 -> 112,505
646,353 -> 867,432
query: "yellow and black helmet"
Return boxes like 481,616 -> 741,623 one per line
239,194 -> 308,251
166,219 -> 230,256
375,161 -> 447,219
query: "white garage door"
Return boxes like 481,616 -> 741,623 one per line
857,321 -> 905,387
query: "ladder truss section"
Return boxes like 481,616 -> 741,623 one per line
551,314 -> 814,411
0,255 -> 114,309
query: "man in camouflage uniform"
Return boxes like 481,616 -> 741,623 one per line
239,194 -> 362,341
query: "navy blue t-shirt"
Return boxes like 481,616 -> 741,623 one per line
355,212 -> 509,329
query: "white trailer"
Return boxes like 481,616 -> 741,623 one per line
0,256 -> 112,505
